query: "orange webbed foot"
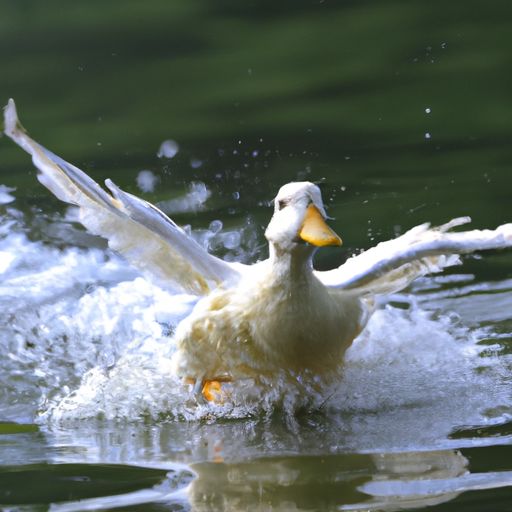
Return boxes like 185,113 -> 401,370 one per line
185,376 -> 232,403
202,380 -> 223,402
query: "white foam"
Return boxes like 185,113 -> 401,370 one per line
36,291 -> 512,427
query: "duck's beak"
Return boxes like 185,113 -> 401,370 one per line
298,204 -> 342,247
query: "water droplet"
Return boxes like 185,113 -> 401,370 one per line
209,220 -> 223,233
157,140 -> 179,159
136,170 -> 159,193
221,231 -> 241,249
190,158 -> 203,169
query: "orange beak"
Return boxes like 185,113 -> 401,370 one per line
298,204 -> 342,247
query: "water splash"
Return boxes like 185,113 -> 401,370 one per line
0,184 -> 16,204
156,181 -> 210,214
1,198 -> 512,431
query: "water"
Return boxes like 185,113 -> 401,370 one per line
2,1 -> 512,510
3,181 -> 512,511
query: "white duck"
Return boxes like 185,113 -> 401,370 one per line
4,99 -> 512,401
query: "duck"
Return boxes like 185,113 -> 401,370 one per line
4,98 -> 512,401
171,181 -> 370,398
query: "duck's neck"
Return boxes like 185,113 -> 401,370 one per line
268,243 -> 316,284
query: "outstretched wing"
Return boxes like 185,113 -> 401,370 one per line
316,217 -> 512,294
3,99 -> 244,295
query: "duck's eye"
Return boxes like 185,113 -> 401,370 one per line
277,199 -> 289,210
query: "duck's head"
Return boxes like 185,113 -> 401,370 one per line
265,182 -> 342,253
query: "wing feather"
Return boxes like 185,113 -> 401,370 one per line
316,217 -> 512,294
3,99 -> 243,295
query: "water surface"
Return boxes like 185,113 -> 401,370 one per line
2,1 -> 512,510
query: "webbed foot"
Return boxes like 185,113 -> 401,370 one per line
186,376 -> 232,403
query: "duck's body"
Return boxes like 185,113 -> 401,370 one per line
4,99 -> 512,401
172,256 -> 367,383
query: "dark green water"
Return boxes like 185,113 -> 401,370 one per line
2,1 -> 512,510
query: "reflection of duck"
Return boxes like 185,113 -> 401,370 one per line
40,423 -> 474,512
187,448 -> 469,512
4,99 -> 512,401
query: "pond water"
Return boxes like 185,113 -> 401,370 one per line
2,1 -> 512,510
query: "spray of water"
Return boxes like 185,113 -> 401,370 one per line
1,188 -> 512,433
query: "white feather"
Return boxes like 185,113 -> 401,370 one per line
3,99 -> 243,295
316,218 -> 512,294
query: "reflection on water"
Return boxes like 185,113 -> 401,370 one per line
4,450 -> 466,511
4,420 -> 512,511
0,461 -> 193,511
188,450 -> 467,511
